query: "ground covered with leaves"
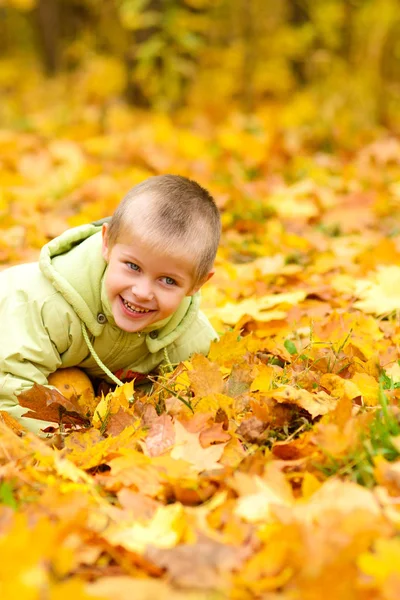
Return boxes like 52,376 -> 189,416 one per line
2,95 -> 400,599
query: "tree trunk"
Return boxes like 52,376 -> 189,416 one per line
34,0 -> 60,75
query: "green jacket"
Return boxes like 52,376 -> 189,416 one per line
0,224 -> 217,434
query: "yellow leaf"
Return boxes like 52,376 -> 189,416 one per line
320,373 -> 360,400
266,385 -> 338,418
92,395 -> 111,429
87,576 -> 213,600
235,469 -> 294,523
208,331 -> 263,367
301,472 -> 322,498
210,291 -> 306,325
350,372 -> 379,406
193,393 -> 233,417
358,538 -> 400,584
50,578 -> 103,600
250,365 -> 275,392
112,380 -> 134,407
104,503 -> 185,553
188,354 -> 225,397
354,266 -> 400,315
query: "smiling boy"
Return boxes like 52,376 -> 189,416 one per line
0,175 -> 221,434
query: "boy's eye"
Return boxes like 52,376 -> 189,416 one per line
163,276 -> 176,286
127,262 -> 140,271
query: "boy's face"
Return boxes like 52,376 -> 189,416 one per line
101,225 -> 212,333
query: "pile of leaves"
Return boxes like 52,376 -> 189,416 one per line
2,94 -> 400,597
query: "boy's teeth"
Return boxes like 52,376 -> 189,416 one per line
123,300 -> 150,313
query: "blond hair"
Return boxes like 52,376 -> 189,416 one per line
107,175 -> 221,284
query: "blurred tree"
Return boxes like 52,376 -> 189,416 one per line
0,0 -> 400,131
34,0 -> 59,74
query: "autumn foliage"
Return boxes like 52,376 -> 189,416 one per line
3,3 -> 400,599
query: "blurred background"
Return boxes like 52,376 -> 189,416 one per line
2,0 -> 400,142
1,0 -> 400,267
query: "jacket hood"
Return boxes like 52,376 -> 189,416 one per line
39,224 -> 201,352
39,224 -> 106,336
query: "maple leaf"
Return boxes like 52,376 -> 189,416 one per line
64,426 -> 144,470
87,577 -> 218,600
103,503 -> 185,553
51,578 -> 103,600
18,384 -> 90,425
144,414 -> 175,457
350,372 -> 380,406
146,533 -> 253,589
250,364 -> 275,392
211,291 -> 306,325
293,478 -> 382,521
358,538 -> 400,586
106,406 -> 138,437
193,393 -> 234,418
187,354 -> 225,397
354,266 -> 400,315
234,466 -> 294,523
199,423 -> 231,448
170,421 -> 227,473
208,331 -> 262,367
105,451 -> 165,496
266,385 -> 338,418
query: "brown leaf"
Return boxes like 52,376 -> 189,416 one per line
107,406 -> 138,437
18,384 -> 89,425
215,407 -> 229,430
236,417 -> 269,444
134,401 -> 158,425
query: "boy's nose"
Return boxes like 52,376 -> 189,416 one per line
132,279 -> 154,301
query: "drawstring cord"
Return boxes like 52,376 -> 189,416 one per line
163,347 -> 174,372
81,322 -> 175,384
81,322 -> 124,387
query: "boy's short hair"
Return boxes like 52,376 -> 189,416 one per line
107,175 -> 221,284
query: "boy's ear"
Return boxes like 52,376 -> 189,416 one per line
101,223 -> 110,262
188,270 -> 215,296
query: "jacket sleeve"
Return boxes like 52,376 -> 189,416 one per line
0,292 -> 69,435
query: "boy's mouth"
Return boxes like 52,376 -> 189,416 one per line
122,297 -> 154,314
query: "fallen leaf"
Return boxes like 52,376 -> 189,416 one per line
18,384 -> 89,425
144,414 -> 175,457
146,533 -> 252,589
170,421 -> 227,473
103,503 -> 185,553
187,354 -> 225,397
266,385 -> 338,418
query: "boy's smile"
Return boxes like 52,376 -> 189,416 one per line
101,225 -> 202,333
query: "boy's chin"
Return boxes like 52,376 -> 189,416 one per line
112,306 -> 159,333
114,314 -> 152,333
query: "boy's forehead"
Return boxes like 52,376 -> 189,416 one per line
116,229 -> 196,273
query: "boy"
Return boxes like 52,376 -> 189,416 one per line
0,175 -> 221,434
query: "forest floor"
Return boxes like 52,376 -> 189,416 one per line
1,92 -> 400,599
